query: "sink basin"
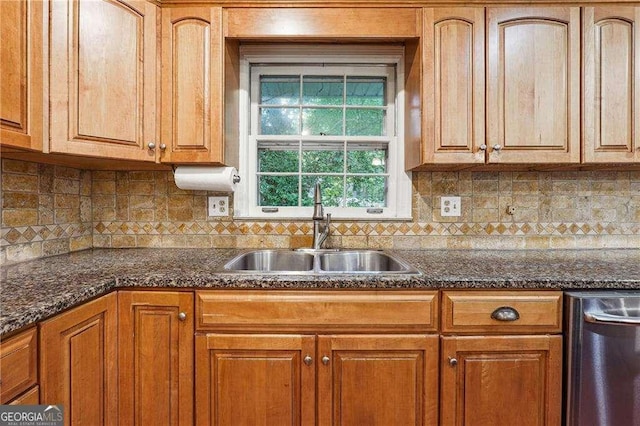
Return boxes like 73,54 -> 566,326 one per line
319,251 -> 417,273
223,250 -> 314,272
223,249 -> 419,275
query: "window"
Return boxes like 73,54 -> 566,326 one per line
235,45 -> 412,220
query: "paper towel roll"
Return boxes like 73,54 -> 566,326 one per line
173,166 -> 240,191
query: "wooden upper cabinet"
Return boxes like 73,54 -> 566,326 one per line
49,0 -> 158,162
583,7 -> 640,163
118,291 -> 194,426
0,0 -> 43,151
39,293 -> 118,426
487,7 -> 580,164
317,334 -> 439,426
420,8 -> 485,166
224,8 -> 421,39
161,7 -> 224,164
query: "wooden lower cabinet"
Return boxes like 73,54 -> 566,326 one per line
318,334 -> 439,426
0,327 -> 38,403
440,335 -> 562,426
118,291 -> 194,426
39,293 -> 118,426
196,334 -> 316,426
8,386 -> 39,405
195,333 -> 439,426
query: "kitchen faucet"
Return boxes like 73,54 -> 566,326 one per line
312,183 -> 331,250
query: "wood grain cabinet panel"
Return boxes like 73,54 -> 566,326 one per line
583,6 -> 640,163
49,0 -> 158,162
161,7 -> 225,163
196,290 -> 438,333
487,7 -> 580,164
440,335 -> 562,426
0,327 -> 38,403
8,386 -> 39,405
118,291 -> 194,426
196,334 -> 316,426
0,0 -> 43,151
40,293 -> 118,426
317,334 -> 439,426
441,291 -> 563,334
421,8 -> 485,166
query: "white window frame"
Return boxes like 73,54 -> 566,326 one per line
234,45 -> 412,220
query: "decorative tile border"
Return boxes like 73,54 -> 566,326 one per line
87,221 -> 640,238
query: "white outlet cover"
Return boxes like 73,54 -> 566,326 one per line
208,196 -> 229,217
441,196 -> 461,217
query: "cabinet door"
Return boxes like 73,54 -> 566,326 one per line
161,7 -> 224,163
583,7 -> 640,163
40,293 -> 118,426
118,291 -> 194,426
422,8 -> 485,165
0,0 -> 43,151
196,334 -> 315,426
440,335 -> 562,426
487,7 -> 580,164
49,0 -> 158,161
317,334 -> 439,426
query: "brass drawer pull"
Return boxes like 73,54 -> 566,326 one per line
491,306 -> 520,322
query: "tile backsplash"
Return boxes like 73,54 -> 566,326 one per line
1,159 -> 93,264
2,158 -> 639,264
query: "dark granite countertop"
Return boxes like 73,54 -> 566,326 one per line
1,248 -> 639,336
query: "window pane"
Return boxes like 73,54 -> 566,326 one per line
303,77 -> 343,105
260,107 -> 300,135
347,146 -> 387,173
301,176 -> 344,207
345,109 -> 385,136
346,176 -> 386,207
260,76 -> 300,105
259,145 -> 299,173
302,146 -> 344,173
302,108 -> 343,136
346,77 -> 385,106
258,175 -> 299,206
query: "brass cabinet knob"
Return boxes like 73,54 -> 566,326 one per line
178,312 -> 187,321
322,356 -> 330,365
449,357 -> 458,367
147,142 -> 156,150
492,144 -> 502,151
479,144 -> 487,151
303,355 -> 313,366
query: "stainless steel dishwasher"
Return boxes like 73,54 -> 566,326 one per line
565,291 -> 640,426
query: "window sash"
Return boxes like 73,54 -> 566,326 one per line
236,45 -> 411,220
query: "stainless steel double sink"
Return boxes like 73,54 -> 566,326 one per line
223,249 -> 419,275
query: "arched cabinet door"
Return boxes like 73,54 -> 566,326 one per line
486,7 -> 580,164
583,7 -> 640,164
160,7 -> 225,164
421,8 -> 485,166
49,0 -> 158,162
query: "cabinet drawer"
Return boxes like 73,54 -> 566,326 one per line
8,386 -> 39,405
1,327 -> 38,403
196,290 -> 438,333
442,291 -> 562,334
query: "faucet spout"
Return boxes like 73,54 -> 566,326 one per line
312,183 -> 331,249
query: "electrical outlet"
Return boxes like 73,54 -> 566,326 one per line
506,205 -> 516,215
441,196 -> 461,217
208,196 -> 229,217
